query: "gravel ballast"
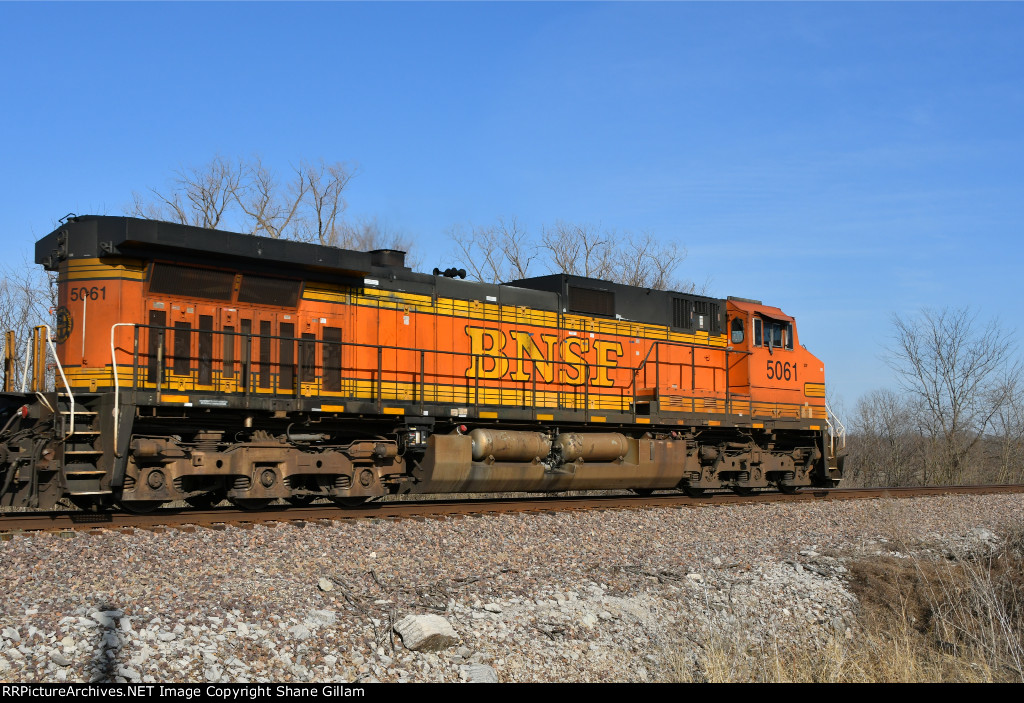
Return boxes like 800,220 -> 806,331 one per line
1,493 -> 1021,683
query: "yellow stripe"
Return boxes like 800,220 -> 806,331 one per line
65,258 -> 146,272
636,418 -> 650,424
320,404 -> 346,412
306,287 -> 725,346
810,425 -> 820,430
751,422 -> 764,428
66,257 -> 140,267
382,407 -> 405,415
479,411 -> 498,419
64,369 -> 133,380
707,420 -> 721,426
804,382 -> 826,398
591,416 -> 606,422
159,394 -> 189,403
536,413 -> 554,421
63,258 -> 147,281
63,270 -> 146,281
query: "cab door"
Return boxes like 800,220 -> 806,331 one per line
725,302 -> 752,416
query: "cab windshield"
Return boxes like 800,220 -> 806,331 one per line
754,317 -> 793,350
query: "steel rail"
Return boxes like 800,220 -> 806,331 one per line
1,484 -> 1023,535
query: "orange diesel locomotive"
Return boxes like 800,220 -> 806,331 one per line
0,216 -> 844,511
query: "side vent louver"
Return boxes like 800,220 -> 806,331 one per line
672,298 -> 692,329
568,286 -> 615,317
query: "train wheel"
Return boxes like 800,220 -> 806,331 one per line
731,486 -> 755,496
682,485 -> 706,498
230,498 -> 272,511
776,482 -> 799,495
287,495 -> 315,507
332,496 -> 370,508
119,500 -> 164,514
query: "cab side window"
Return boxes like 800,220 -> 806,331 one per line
786,322 -> 794,350
753,318 -> 762,346
772,322 -> 783,349
731,318 -> 744,344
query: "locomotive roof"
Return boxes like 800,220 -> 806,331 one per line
37,215 -> 727,331
35,215 -> 377,278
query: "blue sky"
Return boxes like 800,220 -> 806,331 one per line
2,2 -> 1022,413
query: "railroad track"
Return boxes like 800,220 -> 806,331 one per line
2,484 -> 1022,536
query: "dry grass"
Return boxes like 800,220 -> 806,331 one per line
669,525 -> 1024,682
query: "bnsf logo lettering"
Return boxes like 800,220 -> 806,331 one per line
464,326 -> 623,387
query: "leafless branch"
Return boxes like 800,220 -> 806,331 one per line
131,155 -> 244,229
0,259 -> 56,389
447,217 -> 537,283
298,159 -> 357,246
540,221 -> 613,279
237,157 -> 307,239
129,155 -> 401,257
449,218 -> 704,292
884,307 -> 1022,484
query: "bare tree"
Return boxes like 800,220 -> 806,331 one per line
448,217 -> 537,283
294,159 -> 357,246
449,218 -> 704,292
540,221 -> 614,280
847,388 -> 924,487
334,217 -> 419,268
237,156 -> 307,239
130,155 -> 375,250
988,375 -> 1024,484
610,232 -> 690,291
0,260 -> 56,390
131,155 -> 243,229
885,307 -> 1021,484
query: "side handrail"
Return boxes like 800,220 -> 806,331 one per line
25,325 -> 75,439
825,401 -> 846,456
110,323 -> 136,456
123,322 -> 754,417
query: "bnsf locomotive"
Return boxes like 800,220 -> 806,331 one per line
0,216 -> 843,512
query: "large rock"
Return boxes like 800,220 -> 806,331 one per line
393,614 -> 460,652
288,624 -> 312,641
50,651 -> 72,667
462,663 -> 499,683
305,609 -> 337,627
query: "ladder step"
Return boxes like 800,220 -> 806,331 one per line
61,410 -> 98,416
65,450 -> 103,455
69,430 -> 102,435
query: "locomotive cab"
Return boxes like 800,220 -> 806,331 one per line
725,297 -> 827,422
